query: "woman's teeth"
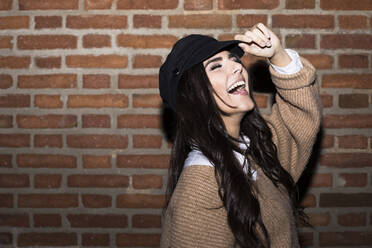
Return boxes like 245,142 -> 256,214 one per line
227,81 -> 245,94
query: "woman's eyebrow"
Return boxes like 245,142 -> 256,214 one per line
204,57 -> 222,68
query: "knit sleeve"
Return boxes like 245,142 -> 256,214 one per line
161,165 -> 234,248
263,57 -> 322,183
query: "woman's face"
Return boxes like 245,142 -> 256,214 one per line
203,50 -> 254,116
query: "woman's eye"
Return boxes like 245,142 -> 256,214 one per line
210,64 -> 222,71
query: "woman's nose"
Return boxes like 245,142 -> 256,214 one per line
232,61 -> 242,74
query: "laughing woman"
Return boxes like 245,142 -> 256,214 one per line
158,23 -> 321,248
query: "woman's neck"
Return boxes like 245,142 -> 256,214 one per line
221,113 -> 244,139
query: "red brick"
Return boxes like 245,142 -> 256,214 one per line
273,15 -> 334,29
83,34 -> 111,48
320,0 -> 372,10
32,135 -> 62,150
66,55 -> 127,68
34,174 -> 62,188
0,134 -> 29,147
319,232 -> 372,246
339,15 -> 367,29
117,0 -> 177,9
0,16 -> 29,29
320,193 -> 372,207
323,114 -> 372,128
286,0 -> 315,9
237,15 -> 267,28
338,213 -> 366,226
17,154 -> 77,168
285,34 -> 315,49
0,74 -> 12,88
85,0 -> 113,9
0,232 -> 12,245
132,175 -> 162,189
68,214 -> 127,228
116,233 -> 160,247
133,135 -> 162,148
0,115 -> 12,128
67,134 -> 128,149
0,154 -> 12,168
338,173 -> 367,187
301,193 -> 316,208
320,94 -> 333,108
133,55 -> 162,68
19,0 -> 79,10
117,194 -> 165,208
133,94 -> 162,108
34,95 -> 63,108
310,173 -> 332,187
82,194 -> 112,208
338,135 -> 368,149
67,15 -> 127,29
307,213 -> 330,226
321,134 -> 334,148
169,14 -> 232,29
0,214 -> 29,227
133,15 -> 161,28
35,57 -> 61,69
339,54 -> 368,68
339,94 -> 369,108
82,114 -> 110,128
18,74 -> 77,89
35,16 -> 62,29
118,74 -> 157,89
0,174 -> 29,188
299,232 -> 313,246
117,114 -> 160,128
0,56 -> 30,69
17,114 -> 77,128
253,94 -> 268,108
117,34 -> 177,48
132,214 -> 161,228
323,74 -> 372,89
68,174 -> 129,188
83,155 -> 111,168
34,214 -> 61,227
0,36 -> 12,49
68,94 -> 128,108
18,35 -> 77,50
184,0 -> 212,10
0,0 -> 12,10
321,34 -> 372,49
117,155 -> 169,169
18,194 -> 78,208
219,0 -> 279,9
301,54 -> 333,69
18,233 -> 77,247
0,194 -> 13,207
83,74 -> 110,88
82,233 -> 110,246
0,94 -> 29,107
321,153 -> 372,168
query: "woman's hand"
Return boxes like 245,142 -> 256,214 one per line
234,23 -> 292,67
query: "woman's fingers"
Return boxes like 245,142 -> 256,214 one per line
255,23 -> 271,40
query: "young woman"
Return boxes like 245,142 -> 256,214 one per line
158,23 -> 321,248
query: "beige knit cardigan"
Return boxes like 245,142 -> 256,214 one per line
161,57 -> 322,248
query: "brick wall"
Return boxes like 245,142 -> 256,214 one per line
0,0 -> 371,247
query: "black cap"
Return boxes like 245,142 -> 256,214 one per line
159,34 -> 245,111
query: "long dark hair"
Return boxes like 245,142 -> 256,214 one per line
165,55 -> 306,247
